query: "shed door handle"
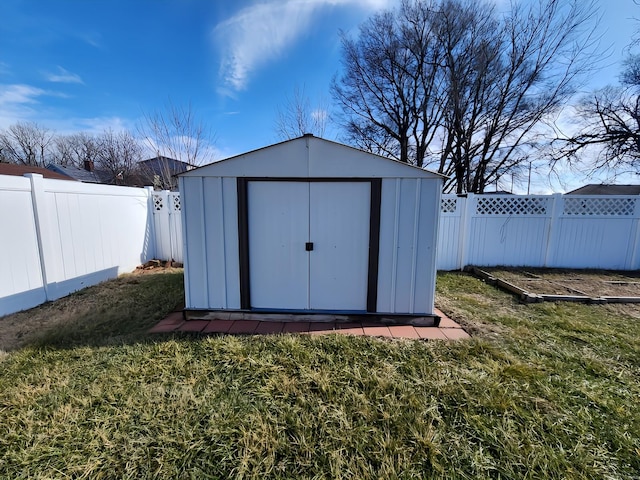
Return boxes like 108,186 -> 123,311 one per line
305,242 -> 314,251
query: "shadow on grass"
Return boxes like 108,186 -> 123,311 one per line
2,269 -> 186,352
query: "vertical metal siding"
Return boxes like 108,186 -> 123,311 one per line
182,176 -> 242,310
413,180 -> 440,314
393,179 -> 419,312
202,177 -> 226,308
217,178 -> 228,308
178,177 -> 191,308
375,179 -> 397,313
408,180 -> 421,311
182,177 -> 208,308
376,178 -> 440,314
222,177 -> 241,308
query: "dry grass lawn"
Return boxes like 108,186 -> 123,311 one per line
0,269 -> 638,479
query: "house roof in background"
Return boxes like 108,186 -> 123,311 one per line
47,164 -> 114,184
139,156 -> 195,176
566,184 -> 640,195
0,163 -> 76,181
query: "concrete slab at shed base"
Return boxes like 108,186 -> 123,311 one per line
183,309 -> 441,327
149,307 -> 469,340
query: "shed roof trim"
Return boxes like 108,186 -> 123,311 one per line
180,135 -> 446,179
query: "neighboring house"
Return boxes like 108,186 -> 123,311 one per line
138,156 -> 196,190
566,184 -> 640,195
47,161 -> 116,185
0,163 -> 76,181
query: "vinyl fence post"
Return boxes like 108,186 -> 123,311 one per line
24,174 -> 52,301
164,190 -> 175,262
544,193 -> 563,267
629,194 -> 640,269
458,193 -> 474,270
145,186 -> 157,261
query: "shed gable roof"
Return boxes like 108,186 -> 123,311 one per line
180,135 -> 445,179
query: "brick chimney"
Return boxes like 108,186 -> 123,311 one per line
83,160 -> 94,172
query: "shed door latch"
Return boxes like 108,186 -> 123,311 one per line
305,242 -> 314,251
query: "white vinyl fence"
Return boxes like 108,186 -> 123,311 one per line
150,190 -> 183,263
5,176 -> 640,317
438,193 -> 640,270
0,174 -> 155,317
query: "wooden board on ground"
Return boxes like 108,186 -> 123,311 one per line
472,267 -> 640,302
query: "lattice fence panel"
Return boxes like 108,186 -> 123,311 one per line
475,196 -> 548,215
172,194 -> 181,212
441,197 -> 458,213
563,197 -> 636,216
152,194 -> 164,212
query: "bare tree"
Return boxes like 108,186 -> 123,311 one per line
554,34 -> 640,174
332,0 -> 600,193
51,132 -> 101,168
554,86 -> 640,174
138,101 -> 215,190
96,129 -> 143,185
333,4 -> 444,163
274,86 -> 329,139
0,122 -> 55,166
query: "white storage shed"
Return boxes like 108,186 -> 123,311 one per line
179,135 -> 444,319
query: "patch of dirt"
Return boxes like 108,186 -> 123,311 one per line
133,260 -> 183,274
483,268 -> 640,299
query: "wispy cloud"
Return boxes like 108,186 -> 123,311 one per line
45,66 -> 84,84
214,0 -> 394,93
0,83 -> 129,134
0,84 -> 46,107
0,84 -> 49,128
78,32 -> 103,49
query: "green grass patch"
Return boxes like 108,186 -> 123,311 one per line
0,271 -> 638,478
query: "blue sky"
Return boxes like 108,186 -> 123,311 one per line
0,0 -> 637,191
0,0 -> 390,157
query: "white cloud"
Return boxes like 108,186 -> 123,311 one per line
78,32 -> 103,49
45,66 -> 84,84
0,84 -> 49,128
0,84 -> 46,106
214,0 -> 394,93
67,116 -> 131,135
0,86 -> 130,136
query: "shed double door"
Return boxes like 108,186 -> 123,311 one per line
247,181 -> 371,311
